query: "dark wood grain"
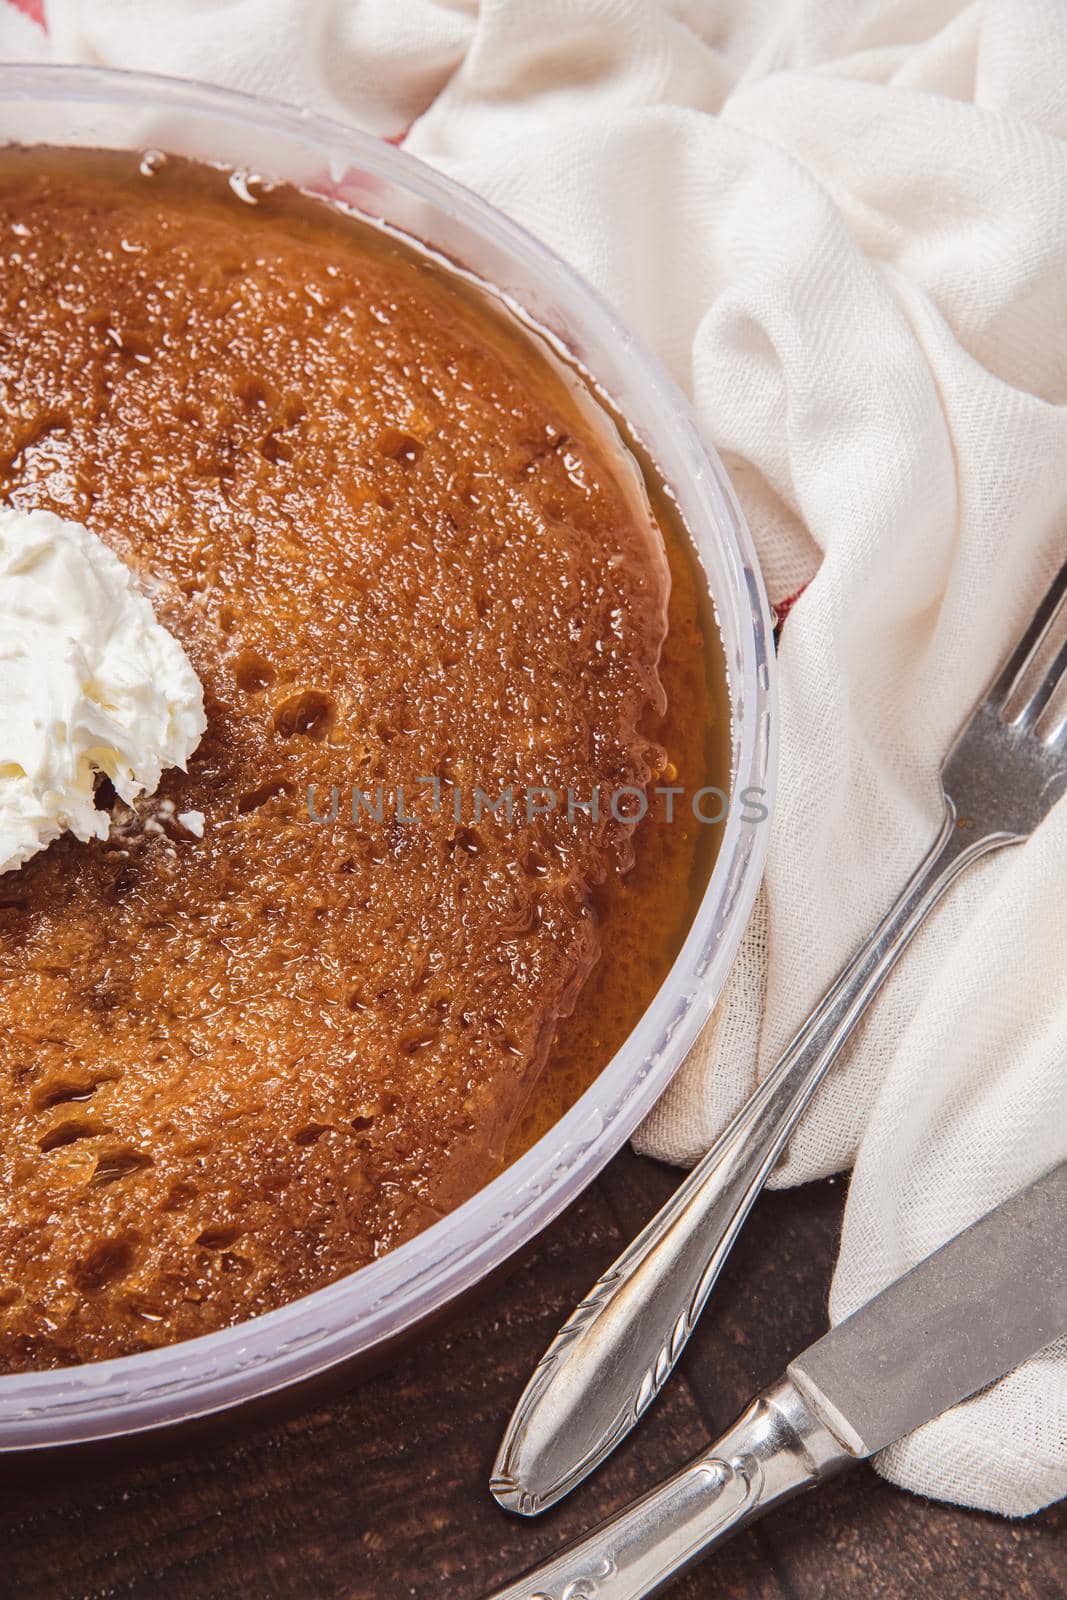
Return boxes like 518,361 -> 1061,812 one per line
0,1154 -> 1061,1600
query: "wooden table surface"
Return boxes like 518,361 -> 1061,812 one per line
1,1149 -> 1062,1599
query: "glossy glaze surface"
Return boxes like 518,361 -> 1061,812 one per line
0,149 -> 722,1369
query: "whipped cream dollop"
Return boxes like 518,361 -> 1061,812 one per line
0,506 -> 206,874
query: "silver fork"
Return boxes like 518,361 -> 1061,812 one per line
493,556 -> 1067,1517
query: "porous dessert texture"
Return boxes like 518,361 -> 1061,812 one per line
0,152 -> 671,1367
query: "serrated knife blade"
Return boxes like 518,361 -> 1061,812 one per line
488,1161 -> 1067,1600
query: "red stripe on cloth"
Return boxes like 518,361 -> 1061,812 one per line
773,584 -> 807,632
5,0 -> 46,28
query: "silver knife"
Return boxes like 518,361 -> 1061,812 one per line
488,1160 -> 1066,1600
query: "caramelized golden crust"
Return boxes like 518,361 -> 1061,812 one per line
0,152 -> 669,1368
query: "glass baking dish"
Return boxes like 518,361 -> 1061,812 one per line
0,64 -> 776,1450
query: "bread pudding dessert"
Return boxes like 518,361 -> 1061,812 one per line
0,150 -> 722,1370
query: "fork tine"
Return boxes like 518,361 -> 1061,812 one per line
987,557 -> 1067,710
1017,634 -> 1067,730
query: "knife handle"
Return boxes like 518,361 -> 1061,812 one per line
487,1377 -> 853,1600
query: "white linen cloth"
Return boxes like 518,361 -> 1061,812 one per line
3,0 -> 1065,1519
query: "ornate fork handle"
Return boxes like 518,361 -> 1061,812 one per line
493,801 -> 1018,1514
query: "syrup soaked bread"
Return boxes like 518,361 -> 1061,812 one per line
0,151 -> 670,1368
